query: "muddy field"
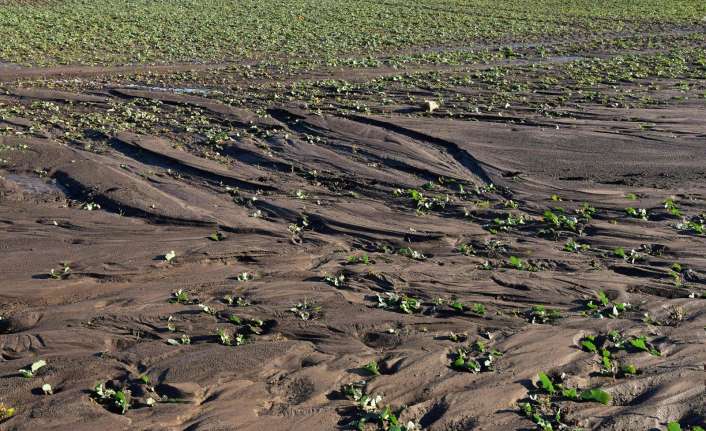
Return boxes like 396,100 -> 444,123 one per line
0,12 -> 705,431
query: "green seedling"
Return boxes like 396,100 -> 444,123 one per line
198,303 -> 216,315
224,295 -> 250,307
575,202 -> 597,220
398,247 -> 426,260
363,360 -> 381,376
507,255 -> 530,270
451,343 -> 501,373
486,213 -> 527,234
471,303 -> 486,316
236,272 -> 254,282
629,335 -> 661,356
668,423 -> 705,431
169,289 -> 190,304
663,198 -> 682,217
93,382 -> 130,414
167,334 -> 191,345
584,290 -> 631,318
563,239 -> 590,253
676,218 -> 705,235
504,199 -> 519,209
625,193 -> 638,200
625,207 -> 648,220
324,273 -> 346,287
449,299 -> 464,312
347,254 -> 371,265
543,209 -> 578,232
0,403 -> 15,420
216,328 -> 232,346
81,202 -> 101,211
578,388 -> 612,405
456,243 -> 475,256
580,336 -> 598,353
209,231 -> 226,241
613,247 -> 643,263
526,305 -> 562,324
289,300 -> 322,320
18,360 -> 46,378
49,263 -> 71,279
377,292 -> 421,314
536,372 -> 555,394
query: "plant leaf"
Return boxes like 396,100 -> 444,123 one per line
580,388 -> 611,405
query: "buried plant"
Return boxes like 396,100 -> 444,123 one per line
18,359 -> 47,378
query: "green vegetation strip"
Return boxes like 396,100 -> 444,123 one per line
0,0 -> 704,66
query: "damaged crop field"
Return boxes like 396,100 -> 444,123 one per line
0,0 -> 705,430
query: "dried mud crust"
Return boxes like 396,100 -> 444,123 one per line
0,33 -> 705,431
